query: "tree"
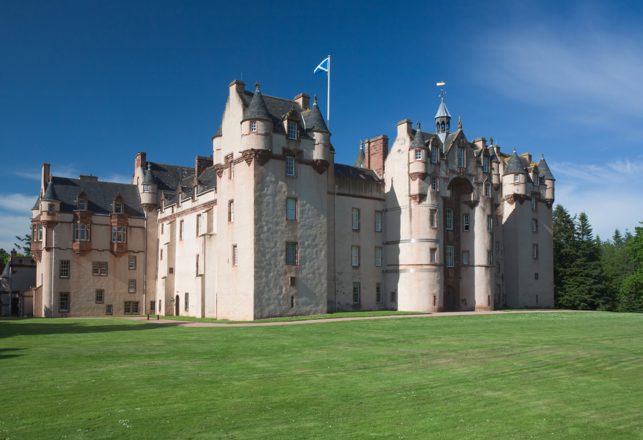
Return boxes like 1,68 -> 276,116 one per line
618,223 -> 643,312
12,233 -> 31,256
0,248 -> 9,271
553,205 -> 577,307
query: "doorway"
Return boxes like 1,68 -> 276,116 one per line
175,294 -> 180,316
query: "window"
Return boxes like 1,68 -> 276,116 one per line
487,215 -> 493,233
32,223 -> 43,241
351,246 -> 360,267
228,200 -> 234,223
59,260 -> 70,278
488,250 -> 494,265
431,147 -> 438,164
415,149 -> 422,161
483,156 -> 490,173
59,292 -> 70,312
463,213 -> 470,231
431,176 -> 439,191
128,279 -> 136,293
430,248 -> 438,263
196,254 -> 200,276
351,208 -> 360,230
376,283 -> 382,304
196,214 -> 201,236
114,200 -> 124,214
374,211 -> 383,232
73,223 -> 91,241
286,242 -> 298,266
532,243 -> 539,260
289,276 -> 296,287
286,197 -> 297,221
457,146 -> 465,168
128,255 -> 136,270
534,272 -> 539,280
446,245 -> 455,268
77,197 -> 87,211
160,249 -> 163,260
446,208 -> 454,231
375,247 -> 383,267
290,295 -> 295,308
150,301 -> 156,313
390,291 -> 397,303
161,223 -> 164,234
531,197 -> 537,212
179,220 -> 184,240
484,181 -> 491,197
232,244 -> 238,266
287,121 -> 298,140
185,293 -> 189,312
250,120 -> 257,132
124,301 -> 139,315
513,174 -> 520,183
47,203 -> 55,213
352,282 -> 361,305
462,250 -> 470,265
95,289 -> 104,304
286,156 -> 296,177
532,218 -> 538,233
430,209 -> 438,228
105,304 -> 113,315
143,183 -> 152,193
225,154 -> 234,180
111,226 -> 127,243
92,261 -> 108,276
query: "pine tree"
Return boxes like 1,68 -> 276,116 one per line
553,205 -> 577,307
619,223 -> 643,312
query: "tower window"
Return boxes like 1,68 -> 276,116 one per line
286,156 -> 296,177
431,177 -> 439,191
415,149 -> 422,161
462,214 -> 470,231
286,242 -> 299,266
457,146 -> 465,168
287,121 -> 298,140
430,248 -> 438,263
446,246 -> 455,268
250,120 -> 257,132
446,208 -> 454,231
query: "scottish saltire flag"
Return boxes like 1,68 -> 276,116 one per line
314,57 -> 329,74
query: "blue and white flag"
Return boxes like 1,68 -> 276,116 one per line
314,57 -> 329,74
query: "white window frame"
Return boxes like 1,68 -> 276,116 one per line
351,245 -> 360,267
375,247 -> 383,267
59,260 -> 70,278
286,197 -> 297,221
285,156 -> 296,177
446,208 -> 454,231
415,149 -> 422,161
446,245 -> 455,268
250,120 -> 257,132
351,208 -> 360,231
112,226 -> 127,243
374,211 -> 383,232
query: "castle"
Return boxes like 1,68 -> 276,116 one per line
29,80 -> 555,319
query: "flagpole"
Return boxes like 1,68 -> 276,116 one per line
327,54 -> 331,127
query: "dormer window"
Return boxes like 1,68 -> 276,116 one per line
250,120 -> 257,132
287,121 -> 298,140
114,199 -> 124,214
483,156 -> 490,173
143,184 -> 152,193
77,196 -> 87,211
457,146 -> 465,168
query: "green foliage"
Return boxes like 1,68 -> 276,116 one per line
618,271 -> 643,312
12,233 -> 31,256
0,248 -> 9,266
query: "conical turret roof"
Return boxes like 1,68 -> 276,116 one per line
537,155 -> 555,180
142,163 -> 155,185
305,96 -> 329,133
355,142 -> 365,168
410,123 -> 426,148
503,150 -> 526,175
42,179 -> 59,201
243,83 -> 271,121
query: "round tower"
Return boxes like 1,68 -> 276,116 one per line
308,96 -> 331,163
538,155 -> 555,203
241,83 -> 273,151
502,150 -> 527,196
140,163 -> 158,209
408,123 -> 428,202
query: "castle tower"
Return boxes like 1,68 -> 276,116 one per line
502,150 -> 527,196
435,93 -> 451,145
537,155 -> 555,204
408,122 -> 428,201
240,83 -> 273,152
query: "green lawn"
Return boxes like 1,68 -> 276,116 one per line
1,312 -> 642,439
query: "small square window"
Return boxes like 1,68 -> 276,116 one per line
250,120 -> 257,132
92,261 -> 108,276
415,149 -> 422,161
114,200 -> 124,214
95,289 -> 104,304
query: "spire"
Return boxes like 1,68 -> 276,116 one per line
410,122 -> 425,148
537,154 -> 555,180
42,177 -> 59,201
143,162 -> 154,185
434,90 -> 451,143
243,82 -> 271,121
354,140 -> 365,168
503,149 -> 526,175
457,116 -> 462,130
304,95 -> 329,133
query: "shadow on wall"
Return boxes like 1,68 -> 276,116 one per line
0,320 -> 179,339
386,182 -> 401,310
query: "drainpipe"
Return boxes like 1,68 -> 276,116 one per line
143,212 -> 148,314
50,227 -> 55,317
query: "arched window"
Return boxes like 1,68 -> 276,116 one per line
441,122 -> 445,131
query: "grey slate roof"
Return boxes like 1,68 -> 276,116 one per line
41,176 -> 144,217
537,156 -> 555,180
42,180 -> 59,201
142,165 -> 155,185
197,166 -> 216,192
410,125 -> 426,148
238,90 -> 312,138
334,163 -> 381,182
301,99 -> 329,133
503,151 -> 527,175
242,86 -> 271,122
147,162 -> 194,192
435,98 -> 451,118
354,147 -> 365,168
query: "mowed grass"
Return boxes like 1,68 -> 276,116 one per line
1,313 -> 642,439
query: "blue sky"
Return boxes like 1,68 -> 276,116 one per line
2,0 -> 643,250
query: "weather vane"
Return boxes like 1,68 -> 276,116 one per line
436,81 -> 446,100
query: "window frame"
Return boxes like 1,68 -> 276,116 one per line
124,301 -> 139,315
286,197 -> 298,221
351,208 -> 360,231
59,292 -> 70,313
430,247 -> 438,263
415,149 -> 423,161
446,245 -> 455,268
487,215 -> 493,233
286,242 -> 299,266
232,244 -> 238,266
446,208 -> 454,231
287,120 -> 298,140
532,243 -> 539,260
457,146 -> 465,168
92,261 -> 108,276
59,259 -> 70,279
128,255 -> 136,270
228,200 -> 234,223
463,213 -> 470,232
111,226 -> 127,243
250,120 -> 257,132
532,218 -> 538,233
351,245 -> 360,268
462,250 -> 470,265
352,282 -> 361,305
375,246 -> 383,267
374,211 -> 383,232
95,289 -> 104,304
285,155 -> 296,177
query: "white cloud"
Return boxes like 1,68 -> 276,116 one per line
103,173 -> 132,184
0,214 -> 31,252
552,159 -> 643,239
1,193 -> 38,213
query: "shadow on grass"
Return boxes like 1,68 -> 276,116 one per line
0,347 -> 24,360
0,320 -> 179,339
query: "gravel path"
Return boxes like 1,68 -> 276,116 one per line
129,309 -> 573,328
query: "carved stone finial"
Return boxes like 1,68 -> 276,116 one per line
255,82 -> 261,92
457,116 -> 462,130
313,95 -> 318,105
